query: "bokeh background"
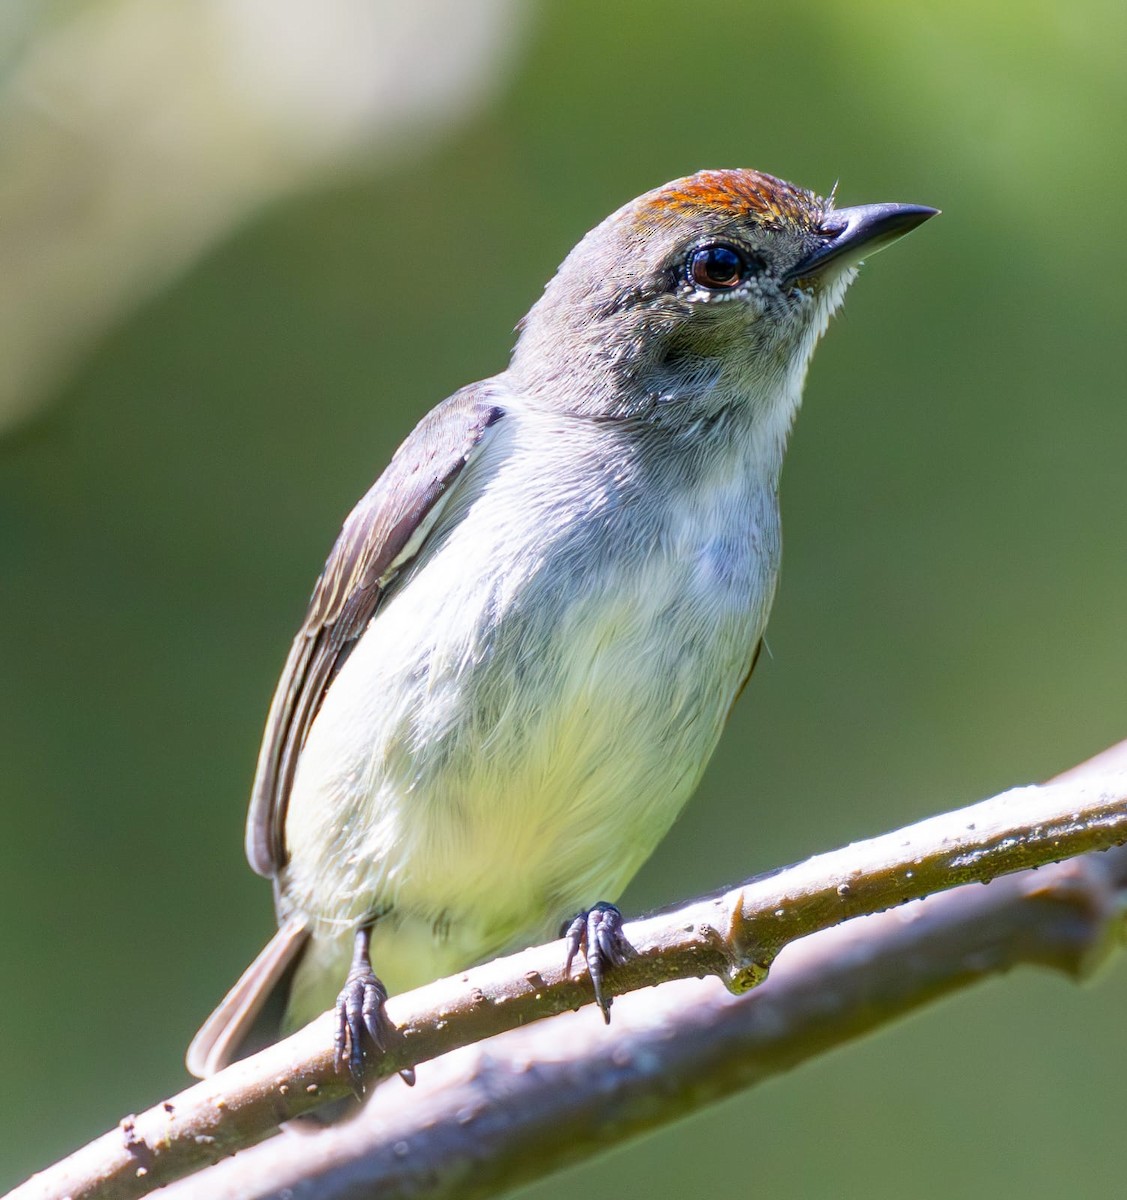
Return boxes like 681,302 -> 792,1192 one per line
2,0 -> 1125,1194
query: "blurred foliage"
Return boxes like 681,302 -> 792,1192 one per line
2,0 -> 1126,1194
0,0 -> 524,429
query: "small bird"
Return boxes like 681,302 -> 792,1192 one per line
187,168 -> 935,1088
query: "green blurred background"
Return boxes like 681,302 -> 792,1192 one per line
2,0 -> 1125,1193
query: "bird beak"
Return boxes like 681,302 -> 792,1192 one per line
784,202 -> 938,284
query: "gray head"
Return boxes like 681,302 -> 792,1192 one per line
508,169 -> 935,425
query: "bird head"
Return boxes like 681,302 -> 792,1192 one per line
510,169 -> 936,425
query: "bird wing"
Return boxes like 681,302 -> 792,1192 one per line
245,384 -> 506,878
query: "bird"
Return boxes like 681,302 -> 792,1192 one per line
186,168 -> 936,1090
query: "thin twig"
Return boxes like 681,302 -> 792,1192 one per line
8,758 -> 1127,1200
163,840 -> 1127,1200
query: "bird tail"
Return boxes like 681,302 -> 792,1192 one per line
185,916 -> 310,1078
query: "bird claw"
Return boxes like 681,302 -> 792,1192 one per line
563,902 -> 632,1022
334,970 -> 390,1096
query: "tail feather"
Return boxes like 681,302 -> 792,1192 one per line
186,917 -> 310,1078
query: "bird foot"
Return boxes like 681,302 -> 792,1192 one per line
563,902 -> 632,1022
334,968 -> 391,1096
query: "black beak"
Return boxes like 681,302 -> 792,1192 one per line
785,202 -> 938,284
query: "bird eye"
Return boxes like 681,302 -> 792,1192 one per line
688,244 -> 748,290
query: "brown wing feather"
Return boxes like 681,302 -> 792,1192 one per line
245,385 -> 505,878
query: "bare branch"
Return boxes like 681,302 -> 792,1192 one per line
161,839 -> 1127,1200
8,749 -> 1127,1200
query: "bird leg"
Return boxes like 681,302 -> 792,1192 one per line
563,901 -> 632,1022
334,923 -> 396,1095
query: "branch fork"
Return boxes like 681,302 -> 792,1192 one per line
9,756 -> 1127,1200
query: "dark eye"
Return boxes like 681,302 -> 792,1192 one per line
688,244 -> 748,290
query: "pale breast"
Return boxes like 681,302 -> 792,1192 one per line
280,408 -> 779,957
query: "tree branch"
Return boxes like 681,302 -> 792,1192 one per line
9,746 -> 1127,1200
164,839 -> 1127,1200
